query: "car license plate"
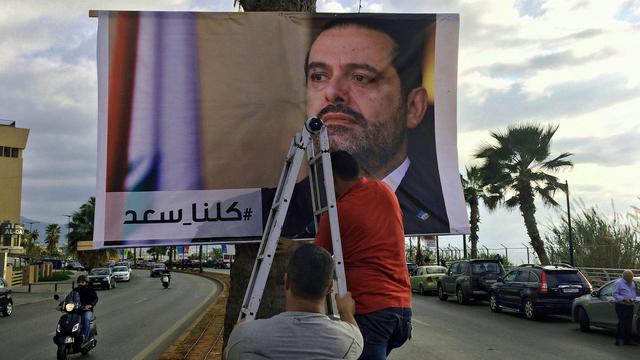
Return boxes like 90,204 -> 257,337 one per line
485,280 -> 496,284
563,288 -> 579,293
64,337 -> 74,344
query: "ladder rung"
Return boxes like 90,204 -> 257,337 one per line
314,207 -> 329,216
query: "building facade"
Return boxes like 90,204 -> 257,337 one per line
0,120 -> 29,252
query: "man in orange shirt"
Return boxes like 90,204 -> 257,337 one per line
315,151 -> 412,360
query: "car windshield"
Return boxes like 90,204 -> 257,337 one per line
471,262 -> 501,274
427,267 -> 447,274
91,268 -> 109,275
113,266 -> 127,272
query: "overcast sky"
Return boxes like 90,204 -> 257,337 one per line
2,0 -> 638,262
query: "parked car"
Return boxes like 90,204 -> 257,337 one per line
489,264 -> 592,320
115,261 -> 131,269
150,263 -> 167,277
407,262 -> 418,276
112,266 -> 131,282
572,277 -> 640,333
0,278 -> 13,317
437,259 -> 505,304
410,266 -> 447,295
65,261 -> 85,272
87,267 -> 116,290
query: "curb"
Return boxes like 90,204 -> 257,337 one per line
159,270 -> 230,360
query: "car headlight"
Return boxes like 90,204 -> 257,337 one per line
65,303 -> 75,312
57,324 -> 61,332
72,323 -> 80,332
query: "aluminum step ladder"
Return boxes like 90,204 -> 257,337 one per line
238,117 -> 347,322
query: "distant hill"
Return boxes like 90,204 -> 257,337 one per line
20,216 -> 69,246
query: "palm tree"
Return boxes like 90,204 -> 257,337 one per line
31,229 -> 39,243
45,224 -> 61,256
67,197 -> 117,268
462,166 -> 493,258
475,123 -> 572,265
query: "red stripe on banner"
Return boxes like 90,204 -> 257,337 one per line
106,12 -> 139,192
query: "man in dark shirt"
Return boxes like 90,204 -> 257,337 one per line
74,275 -> 98,341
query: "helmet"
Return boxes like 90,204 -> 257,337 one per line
77,275 -> 87,283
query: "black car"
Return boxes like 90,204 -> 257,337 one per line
65,261 -> 85,272
87,267 -> 116,290
488,264 -> 592,320
437,259 -> 505,304
150,264 -> 167,277
0,278 -> 13,317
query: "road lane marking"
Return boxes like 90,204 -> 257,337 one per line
48,331 -> 56,336
131,279 -> 219,360
413,319 -> 430,327
134,298 -> 148,304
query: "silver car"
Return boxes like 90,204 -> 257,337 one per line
572,277 -> 640,334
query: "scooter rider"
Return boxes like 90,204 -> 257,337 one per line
74,275 -> 98,342
161,268 -> 171,288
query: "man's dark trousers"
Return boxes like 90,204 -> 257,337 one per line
615,303 -> 634,344
354,308 -> 412,359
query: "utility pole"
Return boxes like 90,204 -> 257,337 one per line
435,236 -> 440,266
565,180 -> 574,266
462,234 -> 467,258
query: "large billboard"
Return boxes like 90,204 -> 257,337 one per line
94,11 -> 469,248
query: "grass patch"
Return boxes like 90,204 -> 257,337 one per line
40,270 -> 74,282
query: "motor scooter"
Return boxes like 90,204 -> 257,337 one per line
161,272 -> 171,289
52,291 -> 97,360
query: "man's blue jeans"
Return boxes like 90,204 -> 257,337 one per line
81,311 -> 93,341
354,308 -> 412,360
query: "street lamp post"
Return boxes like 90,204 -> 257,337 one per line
462,234 -> 467,259
565,180 -> 574,266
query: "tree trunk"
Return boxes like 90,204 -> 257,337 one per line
223,1 -> 317,347
517,183 -> 551,265
469,198 -> 479,258
223,243 -> 288,345
237,0 -> 316,11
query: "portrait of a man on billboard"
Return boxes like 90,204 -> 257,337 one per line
94,12 -> 467,248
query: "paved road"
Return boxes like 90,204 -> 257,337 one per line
389,294 -> 638,360
0,270 -> 219,360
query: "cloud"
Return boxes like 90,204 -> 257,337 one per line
554,130 -> 640,167
459,74 -> 640,131
466,48 -> 616,78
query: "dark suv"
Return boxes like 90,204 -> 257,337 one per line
488,264 -> 592,320
437,259 -> 505,304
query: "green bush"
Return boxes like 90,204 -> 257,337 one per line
40,270 -> 74,282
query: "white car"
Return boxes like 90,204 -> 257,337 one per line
112,266 -> 131,282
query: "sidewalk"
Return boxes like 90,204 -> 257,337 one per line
11,279 -> 76,307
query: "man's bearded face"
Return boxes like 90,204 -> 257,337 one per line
305,25 -> 408,176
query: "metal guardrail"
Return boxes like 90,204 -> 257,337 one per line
501,266 -> 639,289
26,281 -> 75,293
577,267 -> 640,288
